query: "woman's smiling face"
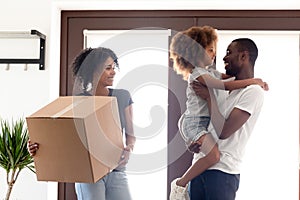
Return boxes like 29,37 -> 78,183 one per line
97,56 -> 117,87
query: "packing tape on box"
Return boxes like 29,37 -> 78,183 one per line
51,98 -> 86,118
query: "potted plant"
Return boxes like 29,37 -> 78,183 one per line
0,118 -> 35,200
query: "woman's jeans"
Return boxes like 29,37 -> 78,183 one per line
189,169 -> 240,200
75,170 -> 132,200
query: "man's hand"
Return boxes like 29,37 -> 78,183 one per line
191,81 -> 210,100
187,141 -> 201,154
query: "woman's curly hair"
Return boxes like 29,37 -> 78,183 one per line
170,26 -> 218,80
71,47 -> 119,93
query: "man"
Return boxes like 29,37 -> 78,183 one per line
190,38 -> 267,199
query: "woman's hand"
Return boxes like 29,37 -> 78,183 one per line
117,145 -> 133,167
27,140 -> 39,156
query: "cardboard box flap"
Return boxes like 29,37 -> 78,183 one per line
28,96 -> 117,118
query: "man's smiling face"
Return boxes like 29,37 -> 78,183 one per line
223,42 -> 242,77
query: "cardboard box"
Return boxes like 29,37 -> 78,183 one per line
26,96 -> 124,183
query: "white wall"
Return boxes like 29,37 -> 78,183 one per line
0,0 -> 299,199
0,1 -> 53,199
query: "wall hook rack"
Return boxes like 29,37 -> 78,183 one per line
0,30 -> 46,70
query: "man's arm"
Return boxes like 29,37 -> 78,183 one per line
192,81 -> 250,139
208,93 -> 250,139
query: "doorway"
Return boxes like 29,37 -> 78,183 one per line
84,29 -> 171,200
59,10 -> 300,200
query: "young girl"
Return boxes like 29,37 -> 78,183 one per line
169,26 -> 267,200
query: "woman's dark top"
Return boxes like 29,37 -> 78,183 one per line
80,88 -> 133,134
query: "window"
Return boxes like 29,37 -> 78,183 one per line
84,29 -> 171,200
217,30 -> 299,200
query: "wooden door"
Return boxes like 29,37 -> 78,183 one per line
60,10 -> 300,200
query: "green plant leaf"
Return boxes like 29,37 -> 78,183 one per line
0,118 -> 35,179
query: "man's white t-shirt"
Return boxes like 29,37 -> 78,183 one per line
193,85 -> 264,174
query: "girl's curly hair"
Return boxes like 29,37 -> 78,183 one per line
170,26 -> 218,80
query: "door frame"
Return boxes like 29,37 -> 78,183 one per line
59,10 -> 300,200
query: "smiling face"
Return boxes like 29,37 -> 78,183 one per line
204,41 -> 216,66
223,42 -> 242,77
96,56 -> 117,87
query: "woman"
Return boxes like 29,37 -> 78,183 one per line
28,47 -> 136,200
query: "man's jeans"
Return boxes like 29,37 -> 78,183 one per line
189,169 -> 240,200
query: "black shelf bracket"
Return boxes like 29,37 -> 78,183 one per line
0,30 -> 46,70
